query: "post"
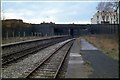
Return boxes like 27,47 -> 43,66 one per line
12,31 -> 14,38
46,33 -> 47,37
69,29 -> 70,36
35,32 -> 36,36
37,33 -> 39,37
6,31 -> 8,39
31,32 -> 33,36
40,33 -> 41,36
18,32 -> 20,37
23,32 -> 25,37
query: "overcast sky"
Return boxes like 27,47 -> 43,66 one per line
1,0 -> 118,24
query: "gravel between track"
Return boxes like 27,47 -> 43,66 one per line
2,40 -> 69,78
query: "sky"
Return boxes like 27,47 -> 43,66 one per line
1,0 -> 118,24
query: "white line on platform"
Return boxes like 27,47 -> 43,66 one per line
70,53 -> 81,57
69,60 -> 84,64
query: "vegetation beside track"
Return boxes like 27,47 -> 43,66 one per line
83,35 -> 119,61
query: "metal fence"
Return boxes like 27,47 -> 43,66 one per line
2,24 -> 118,39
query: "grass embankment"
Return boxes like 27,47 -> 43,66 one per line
83,35 -> 119,61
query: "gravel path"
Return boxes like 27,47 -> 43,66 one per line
2,40 -> 70,78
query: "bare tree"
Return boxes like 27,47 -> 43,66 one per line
96,2 -> 106,12
96,2 -> 119,12
96,2 -> 119,24
112,2 -> 119,11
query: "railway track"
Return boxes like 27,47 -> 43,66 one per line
2,37 -> 70,66
2,36 -> 70,57
2,42 -> 55,66
22,39 -> 75,78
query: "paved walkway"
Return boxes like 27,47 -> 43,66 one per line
80,38 -> 119,78
81,38 -> 98,50
65,38 -> 90,78
81,50 -> 119,78
65,38 -> 119,78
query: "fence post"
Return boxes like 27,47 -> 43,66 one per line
46,33 -> 47,37
18,32 -> 20,37
6,31 -> 8,39
31,32 -> 33,37
23,32 -> 25,37
35,32 -> 36,36
13,31 -> 14,38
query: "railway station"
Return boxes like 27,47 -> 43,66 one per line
1,23 -> 119,78
1,0 -> 119,79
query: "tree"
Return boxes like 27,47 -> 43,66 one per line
96,2 -> 119,24
112,2 -> 119,11
96,2 -> 119,12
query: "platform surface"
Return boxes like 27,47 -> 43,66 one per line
65,38 -> 119,78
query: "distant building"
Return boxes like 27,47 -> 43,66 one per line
2,19 -> 31,28
91,11 -> 119,24
41,21 -> 55,24
2,19 -> 23,28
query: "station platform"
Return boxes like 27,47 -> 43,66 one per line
65,38 -> 119,78
2,36 -> 68,47
65,38 -> 91,78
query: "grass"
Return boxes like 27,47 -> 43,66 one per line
83,34 -> 119,61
